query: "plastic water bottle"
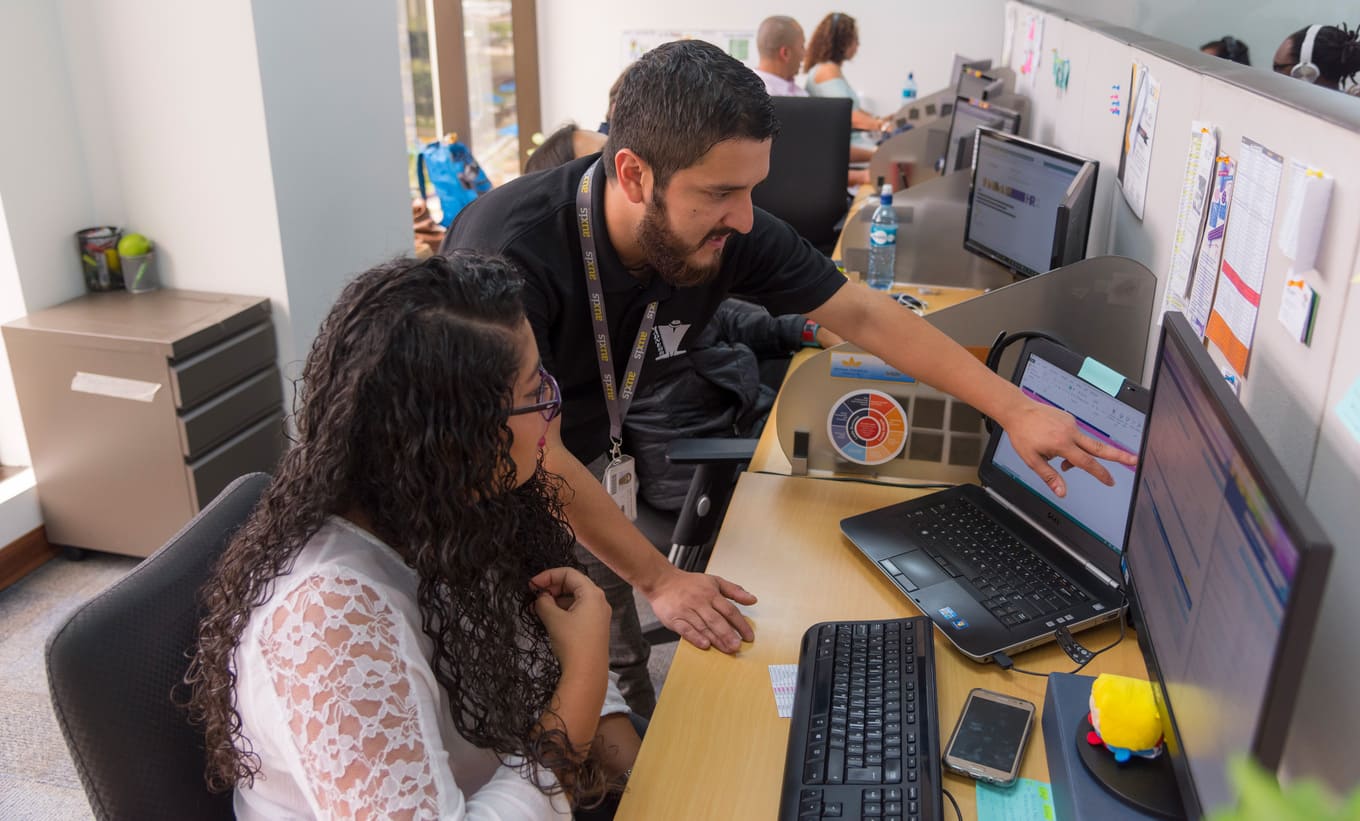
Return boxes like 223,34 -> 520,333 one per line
866,183 -> 897,291
901,72 -> 918,104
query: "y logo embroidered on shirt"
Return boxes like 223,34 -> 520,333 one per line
652,320 -> 691,360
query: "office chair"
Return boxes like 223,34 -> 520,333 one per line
46,472 -> 269,821
752,97 -> 853,254
634,437 -> 757,645
633,437 -> 759,572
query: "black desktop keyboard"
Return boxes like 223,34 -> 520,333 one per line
905,497 -> 1091,626
778,618 -> 941,821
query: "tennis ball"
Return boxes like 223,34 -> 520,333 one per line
117,233 -> 152,257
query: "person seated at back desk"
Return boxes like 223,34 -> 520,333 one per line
441,39 -> 1134,719
1272,23 -> 1360,92
526,123 -> 608,175
754,14 -> 873,186
803,13 -> 890,138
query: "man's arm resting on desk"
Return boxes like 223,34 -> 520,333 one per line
806,285 -> 1137,497
541,421 -> 757,653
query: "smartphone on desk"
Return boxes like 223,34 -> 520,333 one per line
942,688 -> 1036,786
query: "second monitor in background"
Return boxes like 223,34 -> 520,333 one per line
942,96 -> 1023,175
963,128 -> 1098,278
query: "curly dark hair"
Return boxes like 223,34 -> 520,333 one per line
1283,24 -> 1360,88
184,252 -> 608,803
804,12 -> 858,72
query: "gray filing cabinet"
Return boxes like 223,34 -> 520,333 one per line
2,289 -> 283,557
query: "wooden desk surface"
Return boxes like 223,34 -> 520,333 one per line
617,472 -> 1146,820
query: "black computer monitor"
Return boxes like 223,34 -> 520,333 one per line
942,96 -> 1022,174
1123,312 -> 1332,818
963,129 -> 1098,277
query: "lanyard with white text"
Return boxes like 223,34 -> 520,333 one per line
576,159 -> 657,462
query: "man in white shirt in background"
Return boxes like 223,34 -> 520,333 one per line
753,14 -> 873,185
752,16 -> 808,97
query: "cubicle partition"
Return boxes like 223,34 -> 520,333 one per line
771,256 -> 1154,484
1001,1 -> 1360,790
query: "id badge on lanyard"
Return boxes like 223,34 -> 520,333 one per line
577,159 -> 655,521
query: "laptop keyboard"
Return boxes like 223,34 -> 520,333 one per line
904,497 -> 1091,626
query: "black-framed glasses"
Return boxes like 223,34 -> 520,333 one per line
508,366 -> 562,422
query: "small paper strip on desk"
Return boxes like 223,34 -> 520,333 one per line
977,777 -> 1057,821
769,664 -> 798,718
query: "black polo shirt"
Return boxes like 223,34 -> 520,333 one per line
443,153 -> 845,464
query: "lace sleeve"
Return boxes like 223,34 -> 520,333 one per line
256,571 -> 563,820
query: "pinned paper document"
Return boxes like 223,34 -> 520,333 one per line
1163,123 -> 1219,320
1206,137 -> 1283,377
1118,62 -> 1160,220
1278,162 -> 1333,273
1278,277 -> 1318,345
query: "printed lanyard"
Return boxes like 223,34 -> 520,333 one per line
576,159 -> 657,461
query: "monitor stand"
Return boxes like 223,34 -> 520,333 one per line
1076,716 -> 1185,819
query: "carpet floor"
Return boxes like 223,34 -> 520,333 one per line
0,552 -> 677,819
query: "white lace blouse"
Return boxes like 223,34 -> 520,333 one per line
232,516 -> 628,820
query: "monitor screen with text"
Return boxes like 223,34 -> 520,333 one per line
964,130 -> 1088,277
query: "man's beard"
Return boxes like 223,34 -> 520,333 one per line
635,190 -> 732,287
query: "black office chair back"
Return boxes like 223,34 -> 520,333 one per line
752,96 -> 853,252
46,472 -> 270,821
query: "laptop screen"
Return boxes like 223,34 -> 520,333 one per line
989,354 -> 1145,555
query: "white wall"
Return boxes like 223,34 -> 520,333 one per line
0,0 -> 411,539
0,1 -> 104,468
53,0 -> 411,379
0,0 -> 411,411
250,0 -> 414,375
536,0 -> 1006,134
535,0 -> 1358,138
56,1 -> 294,355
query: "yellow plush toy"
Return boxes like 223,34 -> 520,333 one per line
1086,673 -> 1165,763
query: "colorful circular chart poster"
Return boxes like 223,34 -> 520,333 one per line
826,389 -> 909,465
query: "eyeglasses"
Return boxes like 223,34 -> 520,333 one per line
508,366 -> 562,422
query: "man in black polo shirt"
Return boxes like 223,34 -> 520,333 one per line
445,40 -> 1134,715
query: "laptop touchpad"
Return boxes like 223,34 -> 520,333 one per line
882,551 -> 950,589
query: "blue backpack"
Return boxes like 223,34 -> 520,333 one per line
416,136 -> 493,227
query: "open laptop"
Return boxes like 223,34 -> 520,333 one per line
840,337 -> 1148,662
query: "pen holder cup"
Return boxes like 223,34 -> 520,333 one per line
76,226 -> 123,292
123,251 -> 159,294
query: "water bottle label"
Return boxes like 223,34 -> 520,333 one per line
869,225 -> 897,247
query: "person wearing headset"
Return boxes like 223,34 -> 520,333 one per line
1273,24 -> 1360,91
1200,35 -> 1250,66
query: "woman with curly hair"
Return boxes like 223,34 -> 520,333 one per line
185,252 -> 639,819
803,11 -> 888,133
